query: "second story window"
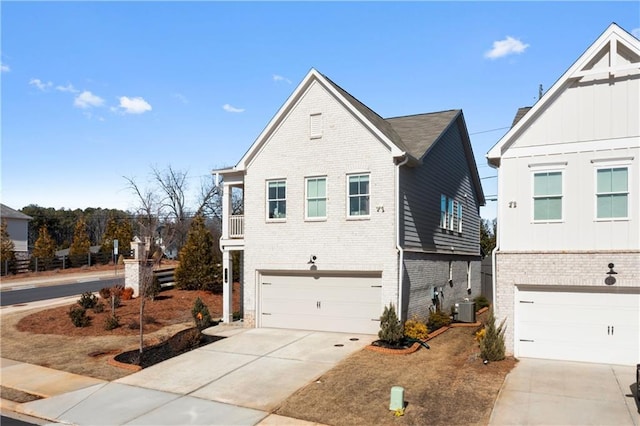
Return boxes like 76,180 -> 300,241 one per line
533,171 -> 562,221
440,195 -> 462,232
348,174 -> 370,217
267,180 -> 286,220
596,167 -> 628,219
306,177 -> 327,219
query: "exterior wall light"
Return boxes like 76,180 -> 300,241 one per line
605,263 -> 617,286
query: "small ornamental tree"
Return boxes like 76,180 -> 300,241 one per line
0,219 -> 16,275
174,214 -> 216,291
33,225 -> 57,269
480,308 -> 506,361
378,303 -> 404,345
191,297 -> 213,330
69,217 -> 91,265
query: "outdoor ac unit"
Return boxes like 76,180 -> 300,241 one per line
455,301 -> 476,323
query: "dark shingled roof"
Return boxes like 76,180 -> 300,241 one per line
0,204 -> 32,221
322,74 -> 463,161
512,107 -> 532,128
385,110 -> 461,160
322,74 -> 410,154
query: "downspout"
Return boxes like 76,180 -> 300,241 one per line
395,154 -> 410,320
490,160 -> 500,309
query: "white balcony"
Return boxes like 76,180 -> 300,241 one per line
229,215 -> 244,238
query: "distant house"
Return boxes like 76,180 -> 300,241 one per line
1,204 -> 32,260
487,23 -> 639,365
214,69 -> 485,334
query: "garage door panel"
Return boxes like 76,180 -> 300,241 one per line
260,273 -> 382,335
516,288 -> 640,365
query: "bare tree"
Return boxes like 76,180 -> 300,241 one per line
123,175 -> 160,242
152,166 -> 190,250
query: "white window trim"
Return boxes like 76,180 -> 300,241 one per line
305,176 -> 327,221
310,113 -> 323,140
440,195 -> 463,233
346,173 -> 371,220
266,179 -> 287,222
593,160 -> 631,222
531,168 -> 565,223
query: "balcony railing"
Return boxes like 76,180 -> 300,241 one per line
229,215 -> 244,238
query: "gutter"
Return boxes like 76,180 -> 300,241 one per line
395,154 -> 410,320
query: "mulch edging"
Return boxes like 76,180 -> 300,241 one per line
107,357 -> 142,372
366,307 -> 488,355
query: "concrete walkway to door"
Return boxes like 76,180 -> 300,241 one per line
489,358 -> 639,425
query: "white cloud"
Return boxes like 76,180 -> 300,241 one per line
632,28 -> 640,40
56,83 -> 78,93
118,96 -> 152,114
172,93 -> 189,104
74,90 -> 105,108
273,74 -> 292,84
223,103 -> 245,113
1,63 -> 9,72
29,78 -> 53,91
485,36 -> 529,59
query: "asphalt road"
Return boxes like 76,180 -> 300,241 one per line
0,278 -> 122,306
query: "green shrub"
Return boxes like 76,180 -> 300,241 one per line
68,306 -> 90,327
104,315 -> 120,330
404,316 -> 429,340
427,310 -> 452,332
146,276 -> 162,301
474,295 -> 490,310
191,297 -> 213,330
77,292 -> 98,309
127,319 -> 140,330
93,302 -> 105,314
480,309 -> 506,361
378,304 -> 403,345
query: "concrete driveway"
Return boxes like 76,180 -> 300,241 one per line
17,327 -> 374,425
490,358 -> 640,425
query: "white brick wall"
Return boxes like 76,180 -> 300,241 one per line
495,250 -> 640,355
242,81 -> 399,327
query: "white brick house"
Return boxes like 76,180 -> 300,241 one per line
216,69 -> 485,334
487,24 -> 640,365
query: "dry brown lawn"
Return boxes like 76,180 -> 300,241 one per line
1,285 -> 240,381
2,282 -> 515,425
276,317 -> 516,426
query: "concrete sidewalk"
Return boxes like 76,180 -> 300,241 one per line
1,326 -> 374,425
489,358 -> 640,425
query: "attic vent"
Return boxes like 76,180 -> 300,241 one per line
310,113 -> 323,139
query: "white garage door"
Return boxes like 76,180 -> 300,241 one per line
516,287 -> 640,365
259,272 -> 382,334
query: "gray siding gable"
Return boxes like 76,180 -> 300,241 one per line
400,116 -> 482,255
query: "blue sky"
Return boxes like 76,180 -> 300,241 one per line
2,1 -> 639,220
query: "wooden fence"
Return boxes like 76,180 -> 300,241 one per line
1,250 -> 134,276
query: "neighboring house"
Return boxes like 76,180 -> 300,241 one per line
0,204 -> 32,260
487,23 -> 639,366
215,69 -> 485,334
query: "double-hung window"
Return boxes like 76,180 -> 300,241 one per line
348,174 -> 370,217
533,171 -> 562,221
440,195 -> 462,232
596,167 -> 628,219
306,177 -> 327,219
267,180 -> 286,219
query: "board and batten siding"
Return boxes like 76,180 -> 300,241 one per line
399,119 -> 481,256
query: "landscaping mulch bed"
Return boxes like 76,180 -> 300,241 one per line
15,288 -> 229,337
113,327 -> 225,369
